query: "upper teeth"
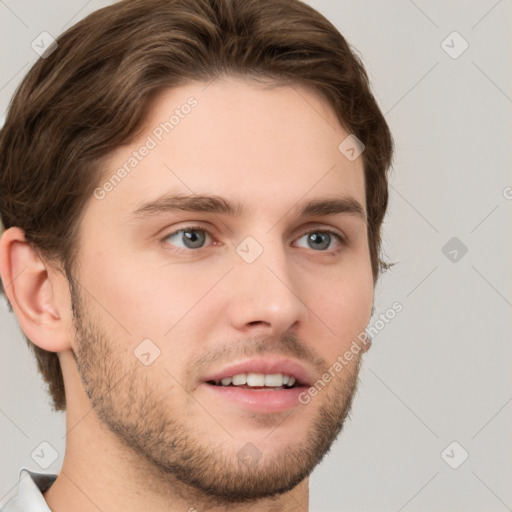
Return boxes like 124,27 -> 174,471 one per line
217,373 -> 296,387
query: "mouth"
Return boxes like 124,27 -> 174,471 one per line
206,371 -> 301,390
201,358 -> 313,413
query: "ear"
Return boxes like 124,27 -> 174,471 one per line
360,302 -> 374,353
0,227 -> 73,353
361,334 -> 372,353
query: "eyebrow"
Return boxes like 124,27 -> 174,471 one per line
130,193 -> 366,223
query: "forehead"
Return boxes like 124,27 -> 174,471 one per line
90,77 -> 365,222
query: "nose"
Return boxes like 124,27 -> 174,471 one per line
224,238 -> 308,336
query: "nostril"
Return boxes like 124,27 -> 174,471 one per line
247,320 -> 267,326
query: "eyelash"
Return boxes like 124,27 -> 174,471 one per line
161,225 -> 347,253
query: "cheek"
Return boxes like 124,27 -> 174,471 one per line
319,281 -> 372,332
308,262 -> 373,359
85,250 -> 226,340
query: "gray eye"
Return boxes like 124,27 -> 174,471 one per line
181,229 -> 206,248
166,228 -> 209,249
306,232 -> 331,250
295,230 -> 342,251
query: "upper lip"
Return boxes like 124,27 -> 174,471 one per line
202,357 -> 314,386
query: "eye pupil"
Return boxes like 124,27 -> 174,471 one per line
169,229 -> 338,252
183,229 -> 205,248
308,232 -> 330,250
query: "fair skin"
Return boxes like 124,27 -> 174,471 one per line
0,77 -> 373,511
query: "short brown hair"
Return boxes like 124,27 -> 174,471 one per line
0,0 -> 393,411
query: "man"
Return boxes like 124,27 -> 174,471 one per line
0,0 -> 393,510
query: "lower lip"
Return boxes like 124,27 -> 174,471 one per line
202,383 -> 308,413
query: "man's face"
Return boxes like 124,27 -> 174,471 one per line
68,77 -> 373,502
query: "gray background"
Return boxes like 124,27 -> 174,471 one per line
1,1 -> 511,511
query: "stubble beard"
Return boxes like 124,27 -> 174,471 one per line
69,277 -> 363,505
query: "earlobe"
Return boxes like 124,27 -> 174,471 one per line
361,334 -> 372,353
361,303 -> 374,353
0,227 -> 72,353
